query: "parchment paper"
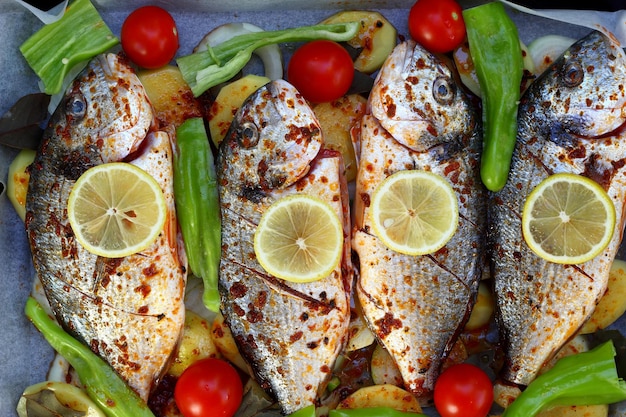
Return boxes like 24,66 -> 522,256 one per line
0,1 -> 615,416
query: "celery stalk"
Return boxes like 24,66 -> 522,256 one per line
19,0 -> 119,95
24,297 -> 155,417
177,21 -> 360,97
503,340 -> 626,417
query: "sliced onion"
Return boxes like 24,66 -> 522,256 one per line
194,22 -> 283,81
500,0 -> 626,47
528,35 -> 576,75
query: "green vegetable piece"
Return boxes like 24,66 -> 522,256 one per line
287,405 -> 316,417
329,407 -> 427,417
24,297 -> 155,417
463,2 -> 523,192
173,118 -> 221,312
177,22 -> 360,97
503,340 -> 626,417
19,0 -> 119,95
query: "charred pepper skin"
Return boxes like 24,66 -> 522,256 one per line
173,118 -> 221,312
463,2 -> 524,192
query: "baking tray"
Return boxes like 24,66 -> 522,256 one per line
0,0 -> 620,416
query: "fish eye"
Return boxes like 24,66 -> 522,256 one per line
432,76 -> 456,105
66,93 -> 86,120
561,61 -> 584,87
238,122 -> 259,148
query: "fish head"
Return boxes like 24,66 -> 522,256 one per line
524,31 -> 626,139
219,79 -> 323,192
45,53 -> 153,174
369,40 -> 476,152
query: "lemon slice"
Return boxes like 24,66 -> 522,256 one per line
522,173 -> 616,264
370,170 -> 459,256
67,162 -> 167,258
254,194 -> 343,283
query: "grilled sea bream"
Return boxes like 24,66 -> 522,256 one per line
352,40 -> 486,398
490,31 -> 626,386
217,79 -> 352,413
25,54 -> 186,400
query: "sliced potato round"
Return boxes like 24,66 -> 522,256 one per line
168,309 -> 221,377
370,343 -> 403,386
313,94 -> 366,182
7,149 -> 36,222
137,65 -> 203,128
346,300 -> 375,351
208,74 -> 270,146
465,281 -> 495,331
320,10 -> 397,74
211,311 -> 250,373
336,384 -> 422,413
580,259 -> 626,334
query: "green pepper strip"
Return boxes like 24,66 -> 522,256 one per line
463,2 -> 523,192
287,404 -> 316,417
19,0 -> 119,95
503,340 -> 626,417
173,118 -> 221,312
177,21 -> 360,97
24,297 -> 155,417
329,407 -> 427,417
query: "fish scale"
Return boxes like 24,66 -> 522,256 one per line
217,79 -> 352,414
352,40 -> 486,400
490,30 -> 626,386
25,53 -> 186,400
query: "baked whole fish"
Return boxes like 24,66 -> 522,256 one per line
216,79 -> 353,414
25,53 -> 186,400
352,40 -> 486,398
490,30 -> 626,386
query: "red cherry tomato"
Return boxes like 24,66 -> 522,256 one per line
433,363 -> 493,417
408,0 -> 466,54
287,40 -> 354,103
121,6 -> 179,69
174,358 -> 243,417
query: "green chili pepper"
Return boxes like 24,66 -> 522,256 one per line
503,340 -> 626,417
329,407 -> 427,417
463,2 -> 524,192
287,404 -> 316,417
173,117 -> 221,312
24,297 -> 155,417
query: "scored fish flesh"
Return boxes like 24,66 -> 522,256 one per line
216,79 -> 353,414
25,53 -> 186,400
490,30 -> 626,386
352,40 -> 486,398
